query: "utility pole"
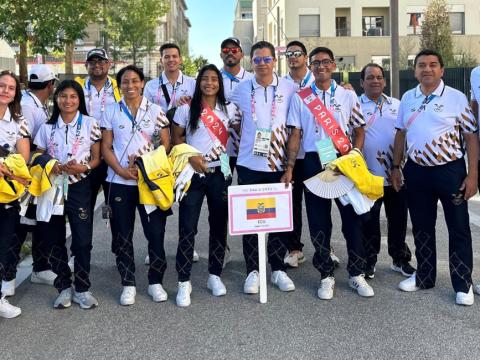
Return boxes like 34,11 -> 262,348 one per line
390,0 -> 400,98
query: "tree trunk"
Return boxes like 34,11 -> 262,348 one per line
65,42 -> 74,78
19,41 -> 28,85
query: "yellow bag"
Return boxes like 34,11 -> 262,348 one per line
327,149 -> 384,200
0,154 -> 32,203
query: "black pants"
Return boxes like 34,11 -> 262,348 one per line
89,160 -> 109,225
229,156 -> 237,176
303,152 -> 367,278
177,169 -> 230,282
0,206 -> 19,298
237,165 -> 288,274
285,158 -> 304,252
403,159 -> 472,293
363,186 -> 412,268
4,220 -> 51,281
109,182 -> 170,286
36,178 -> 93,293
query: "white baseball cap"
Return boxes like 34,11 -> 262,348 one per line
28,64 -> 58,83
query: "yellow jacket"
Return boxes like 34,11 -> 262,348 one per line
28,153 -> 59,197
74,76 -> 121,102
327,149 -> 384,200
136,146 -> 175,210
0,154 -> 32,203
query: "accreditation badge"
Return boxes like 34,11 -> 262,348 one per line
253,128 -> 271,157
315,138 -> 337,168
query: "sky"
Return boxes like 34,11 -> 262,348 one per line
186,0 -> 236,68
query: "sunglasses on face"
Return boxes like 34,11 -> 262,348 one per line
310,59 -> 334,68
252,56 -> 274,65
285,50 -> 305,58
222,47 -> 241,54
87,59 -> 108,66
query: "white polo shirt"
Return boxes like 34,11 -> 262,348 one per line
230,74 -> 297,172
360,93 -> 400,185
144,71 -> 196,113
222,67 -> 254,158
284,68 -> 314,160
34,112 -> 101,184
101,96 -> 169,186
287,80 -> 365,153
21,90 -> 49,140
395,80 -> 478,166
470,66 -> 480,119
174,102 -> 239,167
0,108 -> 30,153
81,77 -> 118,121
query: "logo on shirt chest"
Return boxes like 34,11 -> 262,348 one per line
389,108 -> 398,116
142,119 -> 152,128
433,103 -> 444,112
5,130 -> 15,141
274,94 -> 285,104
332,103 -> 342,112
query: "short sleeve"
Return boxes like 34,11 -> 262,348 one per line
17,116 -> 31,139
21,104 -> 35,136
395,95 -> 407,130
154,107 -> 170,129
144,79 -> 157,104
90,119 -> 102,143
173,104 -> 189,128
348,91 -> 365,128
286,94 -> 303,129
33,123 -> 48,150
100,106 -> 113,130
457,95 -> 478,134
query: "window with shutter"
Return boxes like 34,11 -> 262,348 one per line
299,15 -> 320,37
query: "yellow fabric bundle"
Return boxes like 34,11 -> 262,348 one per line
28,153 -> 59,197
0,154 -> 32,203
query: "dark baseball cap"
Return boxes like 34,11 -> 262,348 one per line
221,37 -> 242,49
86,48 -> 109,61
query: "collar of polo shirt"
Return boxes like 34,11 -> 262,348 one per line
161,71 -> 184,85
312,79 -> 338,95
1,107 -> 12,122
414,79 -> 445,98
360,93 -> 391,104
252,73 -> 279,89
57,111 -> 80,128
120,96 -> 149,111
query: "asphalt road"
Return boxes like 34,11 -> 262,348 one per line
2,192 -> 480,359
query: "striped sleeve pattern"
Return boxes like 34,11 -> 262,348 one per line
458,106 -> 478,133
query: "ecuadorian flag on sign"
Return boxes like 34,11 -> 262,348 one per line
246,197 -> 276,220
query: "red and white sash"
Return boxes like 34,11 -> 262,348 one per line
200,105 -> 229,148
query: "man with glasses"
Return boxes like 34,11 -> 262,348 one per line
359,63 -> 415,280
392,49 -> 478,305
282,47 -> 372,300
1,65 -> 57,297
75,48 -> 121,224
229,41 -> 297,295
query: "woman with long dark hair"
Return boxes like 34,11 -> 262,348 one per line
172,64 -> 239,307
34,80 -> 101,309
0,70 -> 30,318
101,65 -> 171,306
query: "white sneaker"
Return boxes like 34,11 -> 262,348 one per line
271,270 -> 295,292
1,279 -> 15,297
193,250 -> 199,262
53,288 -> 73,309
223,247 -> 231,269
148,284 -> 168,302
398,274 -> 420,292
144,255 -> 150,265
31,270 -> 57,286
176,281 -> 192,307
68,256 -> 74,272
317,276 -> 335,300
284,251 -> 306,268
0,297 -> 21,319
243,270 -> 259,294
73,291 -> 98,309
475,284 -> 480,295
120,286 -> 136,306
207,274 -> 227,296
456,286 -> 474,306
349,275 -> 374,297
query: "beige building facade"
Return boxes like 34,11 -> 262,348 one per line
250,0 -> 480,75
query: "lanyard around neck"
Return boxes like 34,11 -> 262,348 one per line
250,76 -> 277,129
311,81 -> 336,111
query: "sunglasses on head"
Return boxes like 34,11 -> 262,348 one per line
222,47 -> 241,54
252,56 -> 274,65
285,50 -> 305,58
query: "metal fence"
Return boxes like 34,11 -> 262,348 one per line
345,67 -> 475,98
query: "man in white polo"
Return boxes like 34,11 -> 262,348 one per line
229,40 -> 297,294
392,49 -> 478,306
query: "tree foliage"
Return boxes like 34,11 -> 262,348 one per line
420,0 -> 454,66
103,0 -> 169,66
